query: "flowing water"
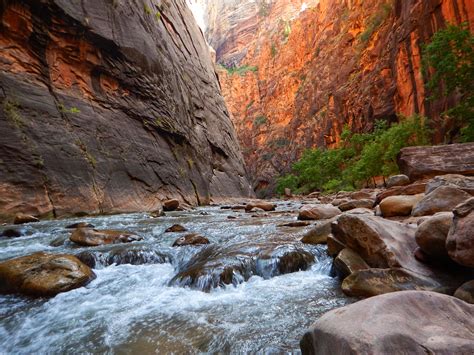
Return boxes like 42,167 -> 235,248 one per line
0,201 -> 351,354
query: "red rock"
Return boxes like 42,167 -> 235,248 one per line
298,204 -> 341,220
172,233 -> 210,247
70,228 -> 143,246
163,199 -> 180,212
165,224 -> 187,233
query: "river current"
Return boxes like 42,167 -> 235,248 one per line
0,201 -> 350,353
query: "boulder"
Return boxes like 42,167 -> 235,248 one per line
386,174 -> 410,188
301,219 -> 334,244
165,224 -> 187,233
344,208 -> 374,215
172,233 -> 210,247
70,228 -> 143,246
0,252 -> 95,297
0,228 -> 23,238
300,291 -> 474,354
426,174 -> 474,195
66,222 -> 95,229
163,199 -> 180,211
379,194 -> 424,217
338,199 -> 374,212
415,212 -> 453,259
13,214 -> 39,225
454,280 -> 474,304
446,198 -> 474,267
334,248 -> 369,278
298,204 -> 341,220
341,268 -> 456,297
397,143 -> 474,181
349,190 -> 375,200
327,235 -> 345,257
412,186 -> 471,217
331,198 -> 350,207
279,221 -> 311,228
375,182 -> 426,204
245,201 -> 276,212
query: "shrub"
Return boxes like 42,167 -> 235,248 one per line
254,115 -> 268,126
223,65 -> 258,76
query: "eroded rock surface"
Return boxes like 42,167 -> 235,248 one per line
0,0 -> 252,221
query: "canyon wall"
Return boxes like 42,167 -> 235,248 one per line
202,0 -> 474,195
0,0 -> 253,221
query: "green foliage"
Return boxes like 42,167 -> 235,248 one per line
276,115 -> 431,194
359,2 -> 392,43
422,23 -> 474,142
144,4 -> 152,15
155,11 -> 161,21
223,65 -> 258,76
283,21 -> 291,39
271,42 -> 278,58
254,115 -> 268,126
58,103 -> 81,114
270,137 -> 290,148
246,100 -> 255,110
3,99 -> 23,128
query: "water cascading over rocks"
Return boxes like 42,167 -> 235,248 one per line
0,0 -> 253,221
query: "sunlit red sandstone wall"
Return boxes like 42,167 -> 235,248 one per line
210,0 -> 474,194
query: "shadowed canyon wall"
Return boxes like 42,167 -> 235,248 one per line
0,0 -> 253,220
198,0 -> 474,195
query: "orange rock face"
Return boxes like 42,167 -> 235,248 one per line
205,0 -> 474,195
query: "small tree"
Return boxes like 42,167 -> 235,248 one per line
422,23 -> 474,141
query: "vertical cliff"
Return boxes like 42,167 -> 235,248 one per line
202,0 -> 474,195
0,0 -> 253,220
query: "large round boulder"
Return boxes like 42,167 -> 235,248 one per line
70,228 -> 143,246
446,198 -> 474,267
298,204 -> 341,220
379,194 -> 424,217
300,291 -> 474,354
386,174 -> 410,188
338,199 -> 374,212
163,199 -> 180,211
415,212 -> 453,260
412,186 -> 471,217
0,252 -> 95,297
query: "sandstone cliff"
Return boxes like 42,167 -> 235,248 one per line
202,0 -> 474,195
0,0 -> 253,221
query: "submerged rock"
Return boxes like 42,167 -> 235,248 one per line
13,214 -> 39,225
70,228 -> 143,246
66,222 -> 95,229
245,201 -> 276,212
300,291 -> 474,354
172,233 -> 210,247
77,246 -> 171,268
0,228 -> 23,238
446,198 -> 474,268
0,252 -> 95,297
165,224 -> 188,233
279,221 -> 311,227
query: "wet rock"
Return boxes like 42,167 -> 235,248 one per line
227,215 -> 238,219
300,291 -> 474,354
446,198 -> 474,267
412,186 -> 471,217
77,247 -> 170,268
398,143 -> 474,181
413,247 -> 431,264
327,235 -> 345,257
454,280 -> 474,304
338,199 -> 374,212
163,199 -> 180,212
65,222 -> 95,229
341,268 -> 457,297
334,248 -> 369,278
298,204 -> 341,220
301,219 -> 334,245
379,194 -> 424,217
386,174 -> 410,188
245,201 -> 276,212
277,250 -> 315,274
415,212 -> 453,260
279,221 -> 310,227
231,205 -> 246,210
0,252 -> 95,297
172,233 -> 210,247
426,174 -> 474,195
70,228 -> 143,247
165,224 -> 187,233
375,182 -> 427,205
0,228 -> 23,238
13,214 -> 39,225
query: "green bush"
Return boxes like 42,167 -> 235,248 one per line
359,2 -> 392,43
223,65 -> 258,76
254,115 -> 268,126
276,115 -> 431,194
422,23 -> 473,142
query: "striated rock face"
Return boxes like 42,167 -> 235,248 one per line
0,0 -> 253,221
200,0 -> 474,193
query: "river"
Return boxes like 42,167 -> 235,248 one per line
0,201 -> 351,353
